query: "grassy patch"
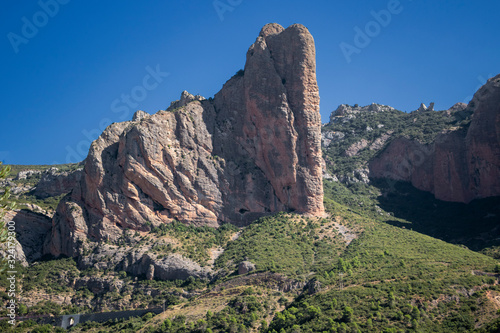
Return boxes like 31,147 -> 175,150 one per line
215,212 -> 349,279
150,222 -> 239,266
265,201 -> 499,333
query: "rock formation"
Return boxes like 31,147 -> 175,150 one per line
370,74 -> 500,203
45,23 -> 324,259
321,131 -> 345,148
5,209 -> 52,263
32,167 -> 82,199
238,261 -> 256,275
344,139 -> 369,157
329,103 -> 395,124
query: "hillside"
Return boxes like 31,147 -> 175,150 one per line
2,93 -> 500,333
1,23 -> 500,332
2,199 -> 499,332
2,158 -> 500,332
322,102 -> 471,184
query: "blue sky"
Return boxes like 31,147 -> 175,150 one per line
1,0 -> 499,165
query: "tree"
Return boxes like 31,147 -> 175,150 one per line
342,306 -> 354,323
338,258 -> 347,272
18,303 -> 28,315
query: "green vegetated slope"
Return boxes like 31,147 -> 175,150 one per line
7,199 -> 498,332
266,207 -> 500,333
324,178 -> 500,255
149,222 -> 240,266
4,107 -> 500,332
214,213 -> 355,279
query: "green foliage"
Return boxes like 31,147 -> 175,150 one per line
21,258 -> 80,293
372,179 -> 500,253
30,324 -> 54,333
151,221 -> 239,265
19,202 -> 500,332
342,306 -> 353,322
324,177 -> 500,256
29,301 -> 63,316
12,193 -> 65,212
263,200 -> 498,333
0,162 -> 15,220
215,212 -> 345,278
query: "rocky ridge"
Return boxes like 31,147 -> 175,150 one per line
321,89 -> 499,195
31,167 -> 82,199
45,23 -> 325,268
370,74 -> 500,203
329,103 -> 395,124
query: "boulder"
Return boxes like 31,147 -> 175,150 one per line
238,261 -> 256,275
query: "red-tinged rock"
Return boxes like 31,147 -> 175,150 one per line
370,74 -> 500,203
45,23 -> 324,258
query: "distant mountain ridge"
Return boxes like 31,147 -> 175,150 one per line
370,74 -> 500,203
322,75 -> 500,203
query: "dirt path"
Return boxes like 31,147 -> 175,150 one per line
230,231 -> 242,241
207,247 -> 224,266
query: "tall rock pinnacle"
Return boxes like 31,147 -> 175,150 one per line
46,23 -> 324,257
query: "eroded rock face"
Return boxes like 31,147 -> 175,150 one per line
370,74 -> 500,203
5,209 -> 52,263
329,103 -> 395,124
46,23 -> 324,259
321,131 -> 345,148
32,167 -> 82,199
344,139 -> 369,157
465,75 -> 500,200
214,23 -> 324,218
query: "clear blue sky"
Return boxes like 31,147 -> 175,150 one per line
1,0 -> 499,165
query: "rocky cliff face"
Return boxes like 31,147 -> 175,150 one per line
45,23 -> 324,259
370,74 -> 500,203
31,167 -> 82,199
4,209 -> 52,264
